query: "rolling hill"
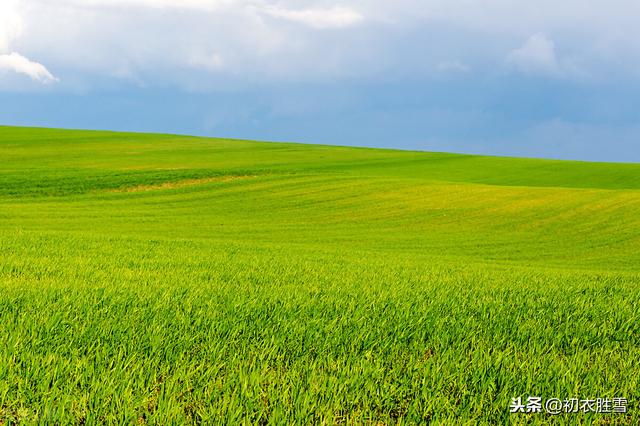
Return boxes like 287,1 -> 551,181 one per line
1,126 -> 638,424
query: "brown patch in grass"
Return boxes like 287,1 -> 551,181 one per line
422,348 -> 434,362
108,175 -> 256,193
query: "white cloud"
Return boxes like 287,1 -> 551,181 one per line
0,1 -> 58,85
264,6 -> 364,29
505,33 -> 587,79
0,0 -> 23,51
0,52 -> 58,83
507,33 -> 559,75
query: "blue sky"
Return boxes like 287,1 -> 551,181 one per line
1,1 -> 640,161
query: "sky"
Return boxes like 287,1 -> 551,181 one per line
1,1 -> 640,161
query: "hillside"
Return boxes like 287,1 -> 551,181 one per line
0,126 -> 638,424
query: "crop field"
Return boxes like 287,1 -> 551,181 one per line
0,126 -> 639,424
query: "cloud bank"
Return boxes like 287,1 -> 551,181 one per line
6,0 -> 640,86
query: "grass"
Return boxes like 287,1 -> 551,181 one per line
0,125 -> 639,424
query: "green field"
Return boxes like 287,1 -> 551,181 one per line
1,126 -> 639,424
